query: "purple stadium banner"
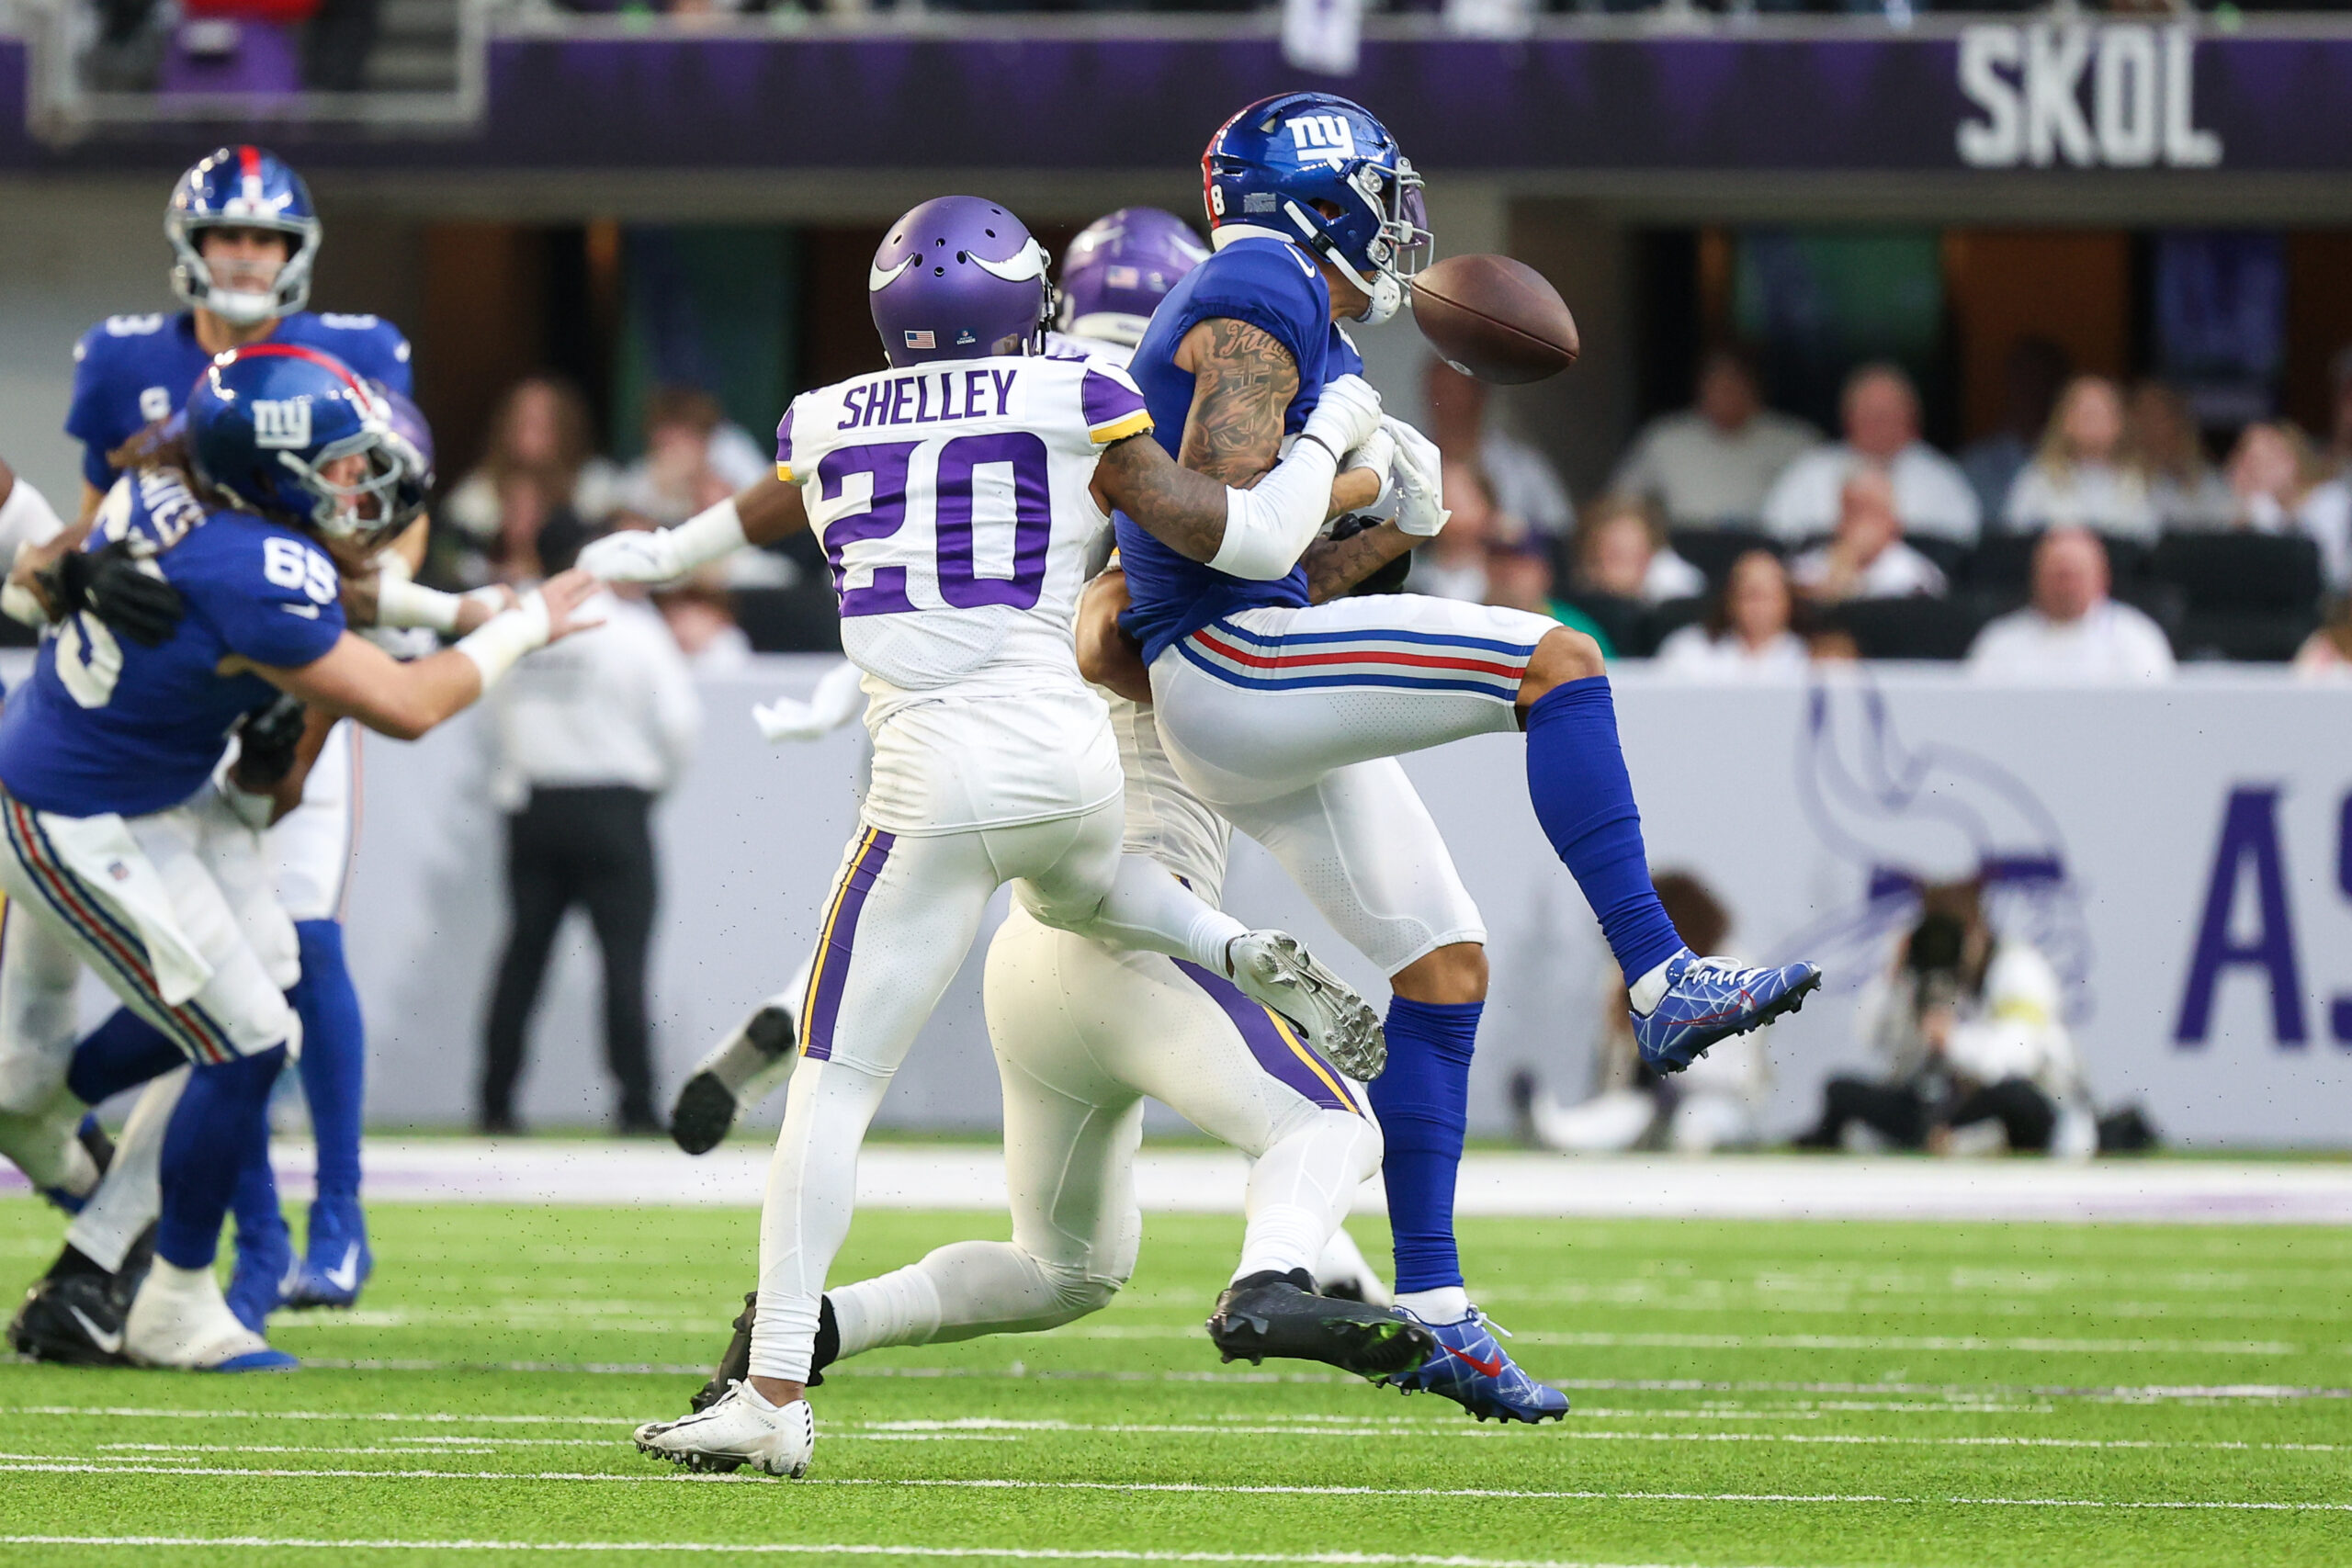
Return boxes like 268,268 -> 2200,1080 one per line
6,25 -> 2352,173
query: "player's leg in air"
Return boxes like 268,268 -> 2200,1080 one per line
1103,95 -> 1822,1421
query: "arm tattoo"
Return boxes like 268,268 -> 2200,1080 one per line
1094,435 -> 1228,563
1303,521 -> 1415,604
1177,318 -> 1298,488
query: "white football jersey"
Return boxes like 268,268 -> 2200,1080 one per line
779,353 -> 1155,835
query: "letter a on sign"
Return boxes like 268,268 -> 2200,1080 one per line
2177,787 -> 2307,1046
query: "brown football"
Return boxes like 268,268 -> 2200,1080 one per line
1409,254 -> 1579,385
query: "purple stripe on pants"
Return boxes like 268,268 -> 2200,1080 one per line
1172,959 -> 1356,1113
802,829 -> 897,1062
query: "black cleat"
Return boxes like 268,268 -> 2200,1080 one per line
690,1291 -> 833,1414
9,1269 -> 132,1367
75,1114 -> 115,1179
1206,1269 -> 1436,1380
670,1006 -> 797,1156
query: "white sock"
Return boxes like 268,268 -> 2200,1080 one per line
1052,853 -> 1248,974
1395,1285 -> 1472,1324
1235,1110 -> 1380,1283
1628,951 -> 1686,1017
69,1069 -> 184,1273
1314,1227 -> 1391,1306
748,1055 -> 891,1383
836,1240 -> 1111,1357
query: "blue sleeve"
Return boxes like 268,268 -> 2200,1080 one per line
65,326 -> 127,491
183,527 -> 348,669
1171,244 -> 1331,386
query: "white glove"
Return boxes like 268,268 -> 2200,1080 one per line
1300,374 -> 1384,461
577,527 -> 688,583
752,660 -> 868,744
1384,416 -> 1451,539
1340,426 -> 1397,519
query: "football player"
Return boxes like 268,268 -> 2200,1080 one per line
583,195 -> 1393,1477
0,343 -> 596,1368
1095,93 -> 1823,1423
53,146 -> 418,1320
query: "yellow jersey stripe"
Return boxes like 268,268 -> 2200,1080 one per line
799,827 -> 876,1051
775,461 -> 797,484
1089,410 -> 1154,447
1263,1008 -> 1357,1113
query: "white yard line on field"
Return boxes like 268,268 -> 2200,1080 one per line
3,1461 -> 2349,1512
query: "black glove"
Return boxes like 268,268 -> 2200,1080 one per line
232,693 -> 309,792
1329,514 -> 1412,597
40,541 -> 185,649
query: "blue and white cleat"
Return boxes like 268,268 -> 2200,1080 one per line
225,1210 -> 297,1333
1381,1307 -> 1568,1424
285,1196 -> 372,1309
1632,950 -> 1823,1074
124,1259 -> 297,1372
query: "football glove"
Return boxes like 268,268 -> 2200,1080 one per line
1384,417 -> 1451,539
40,541 -> 185,648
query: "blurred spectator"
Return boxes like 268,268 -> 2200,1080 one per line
2002,375 -> 2157,541
439,377 -> 611,587
1796,882 -> 2090,1158
479,535 -> 699,1137
1425,359 -> 1572,544
659,581 -> 754,675
2331,346 -> 2352,479
1407,461 -> 1498,604
1654,549 -> 1809,681
1966,526 -> 2174,683
1479,539 -> 1620,657
2293,594 -> 2352,680
2223,421 -> 2352,591
610,386 -> 786,587
1960,337 -> 2071,525
1789,465 -> 1948,603
2131,379 -> 2233,529
1511,872 -> 1769,1155
1761,363 -> 1980,547
1569,496 -> 1704,605
1610,346 -> 1818,529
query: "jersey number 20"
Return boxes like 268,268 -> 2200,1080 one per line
816,434 -> 1051,617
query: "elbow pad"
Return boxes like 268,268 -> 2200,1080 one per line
1206,439 -> 1340,581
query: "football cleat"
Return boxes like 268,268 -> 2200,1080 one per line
1225,931 -> 1386,1080
635,1382 -> 815,1478
1381,1306 -> 1568,1424
671,1003 -> 797,1156
224,1208 -> 297,1333
9,1270 -> 133,1367
28,1111 -> 110,1213
1631,951 -> 1823,1074
1207,1269 -> 1434,1379
692,1292 -> 831,1413
283,1195 -> 372,1309
124,1258 -> 296,1371
1315,1228 -> 1392,1308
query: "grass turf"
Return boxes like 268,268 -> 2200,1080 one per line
0,1197 -> 2346,1567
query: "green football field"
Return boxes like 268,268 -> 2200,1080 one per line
0,1199 -> 2346,1567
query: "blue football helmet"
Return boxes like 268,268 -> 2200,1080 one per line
369,380 -> 436,531
1201,94 -> 1431,326
166,145 -> 323,327
187,344 -> 406,546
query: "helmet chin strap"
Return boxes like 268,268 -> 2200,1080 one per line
1280,200 -> 1402,326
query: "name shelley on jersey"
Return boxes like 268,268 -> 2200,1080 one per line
837,367 -> 1025,431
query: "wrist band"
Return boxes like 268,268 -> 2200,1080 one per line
455,592 -> 552,689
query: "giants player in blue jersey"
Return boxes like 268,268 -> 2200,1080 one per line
58,146 -> 413,1321
0,344 -> 595,1368
1094,94 -> 1823,1423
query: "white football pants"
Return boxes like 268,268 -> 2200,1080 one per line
747,801 -> 1254,1382
826,904 -> 1380,1364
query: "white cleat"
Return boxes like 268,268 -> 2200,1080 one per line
123,1259 -> 296,1371
634,1381 -> 815,1478
1226,930 -> 1387,1081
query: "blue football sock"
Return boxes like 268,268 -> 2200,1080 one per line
291,919 -> 366,1204
157,1046 -> 287,1270
1366,996 -> 1480,1294
1524,677 -> 1687,985
64,1009 -> 187,1106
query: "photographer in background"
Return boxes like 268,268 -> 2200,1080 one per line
1796,881 -> 2090,1158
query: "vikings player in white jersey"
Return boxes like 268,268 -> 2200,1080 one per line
581,197 -> 1393,1477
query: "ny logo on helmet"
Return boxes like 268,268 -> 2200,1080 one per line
253,399 -> 312,449
1288,115 -> 1356,170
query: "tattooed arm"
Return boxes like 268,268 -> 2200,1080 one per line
1303,519 -> 1416,604
1173,317 -> 1299,485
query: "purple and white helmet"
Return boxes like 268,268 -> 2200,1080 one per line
1056,208 -> 1210,349
869,197 -> 1054,369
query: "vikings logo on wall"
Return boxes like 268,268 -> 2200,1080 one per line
1778,673 -> 2093,1021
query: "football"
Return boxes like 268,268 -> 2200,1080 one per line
1408,254 -> 1579,384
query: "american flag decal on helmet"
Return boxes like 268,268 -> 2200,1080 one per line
904,330 -> 935,349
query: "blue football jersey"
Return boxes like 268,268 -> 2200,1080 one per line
65,310 -> 413,492
0,470 -> 346,819
1113,235 -> 1364,669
